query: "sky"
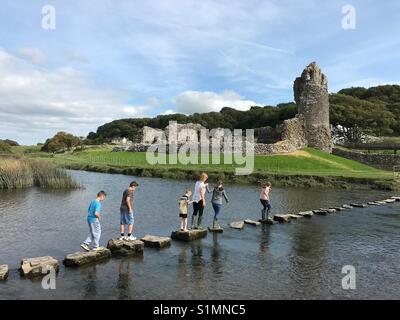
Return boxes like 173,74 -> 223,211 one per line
0,0 -> 400,145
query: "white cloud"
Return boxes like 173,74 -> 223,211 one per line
0,49 -> 146,144
173,90 -> 261,114
17,47 -> 46,64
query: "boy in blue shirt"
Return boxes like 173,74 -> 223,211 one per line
81,191 -> 107,251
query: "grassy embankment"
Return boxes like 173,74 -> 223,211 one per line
0,156 -> 80,190
11,145 -> 395,190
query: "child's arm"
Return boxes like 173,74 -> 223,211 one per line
223,191 -> 229,203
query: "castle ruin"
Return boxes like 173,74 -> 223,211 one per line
114,62 -> 333,154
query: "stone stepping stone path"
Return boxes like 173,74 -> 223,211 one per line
288,214 -> 304,219
342,204 -> 353,209
0,265 -> 9,281
259,218 -> 278,225
391,196 -> 400,201
350,203 -> 368,208
141,235 -> 171,249
298,211 -> 314,217
20,256 -> 59,277
208,227 -> 224,233
107,239 -> 144,256
313,209 -> 328,215
63,247 -> 111,267
273,214 -> 291,223
383,198 -> 396,204
171,229 -> 208,242
244,219 -> 261,226
229,221 -> 245,230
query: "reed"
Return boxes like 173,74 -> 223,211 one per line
0,157 -> 80,189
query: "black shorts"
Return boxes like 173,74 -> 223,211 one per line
179,213 -> 188,218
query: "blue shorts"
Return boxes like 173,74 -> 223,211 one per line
120,210 -> 134,225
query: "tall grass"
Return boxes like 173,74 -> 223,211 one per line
0,157 -> 80,189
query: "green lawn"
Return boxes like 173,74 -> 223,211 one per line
37,146 -> 393,180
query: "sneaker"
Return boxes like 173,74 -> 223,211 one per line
92,247 -> 102,251
80,243 -> 90,251
126,235 -> 137,241
119,236 -> 126,240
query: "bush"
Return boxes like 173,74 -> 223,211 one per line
0,139 -> 19,146
0,141 -> 11,153
41,132 -> 83,153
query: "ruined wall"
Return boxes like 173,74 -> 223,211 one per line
293,62 -> 332,152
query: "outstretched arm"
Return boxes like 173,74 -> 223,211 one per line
223,191 -> 229,203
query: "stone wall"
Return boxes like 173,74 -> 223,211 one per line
332,148 -> 400,170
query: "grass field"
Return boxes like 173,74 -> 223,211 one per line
18,146 -> 390,179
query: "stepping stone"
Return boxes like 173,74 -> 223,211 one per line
376,201 -> 387,205
244,219 -> 261,226
20,256 -> 59,277
107,239 -> 144,255
368,202 -> 380,206
273,214 -> 291,223
289,214 -> 303,219
313,209 -> 328,215
0,265 -> 9,281
383,199 -> 396,204
298,211 -> 314,217
331,207 -> 344,211
141,235 -> 171,249
171,229 -> 208,242
208,227 -> 224,233
63,247 -> 111,267
342,204 -> 353,209
320,208 -> 336,214
229,221 -> 245,230
391,196 -> 400,201
350,203 -> 368,208
259,219 -> 278,225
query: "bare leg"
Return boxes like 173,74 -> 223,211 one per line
183,218 -> 188,231
120,224 -> 125,234
128,224 -> 134,234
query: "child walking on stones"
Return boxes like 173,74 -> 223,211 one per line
178,190 -> 193,231
81,191 -> 107,251
260,181 -> 272,221
211,179 -> 229,229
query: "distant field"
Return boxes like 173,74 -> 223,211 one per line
19,145 -> 392,180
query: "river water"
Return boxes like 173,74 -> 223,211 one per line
0,170 -> 399,299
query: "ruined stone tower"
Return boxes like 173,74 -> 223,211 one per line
294,62 -> 332,152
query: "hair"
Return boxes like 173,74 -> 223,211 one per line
216,179 -> 223,186
199,172 -> 208,181
185,189 -> 192,194
97,190 -> 107,197
129,181 -> 139,187
262,181 -> 271,188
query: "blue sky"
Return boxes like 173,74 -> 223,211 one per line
0,0 -> 399,144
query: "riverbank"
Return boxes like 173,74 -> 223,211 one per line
13,146 -> 394,190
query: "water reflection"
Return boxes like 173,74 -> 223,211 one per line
117,259 -> 132,300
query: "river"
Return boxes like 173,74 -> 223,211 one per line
0,170 -> 399,299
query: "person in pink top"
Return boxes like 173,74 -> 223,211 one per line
260,181 -> 272,221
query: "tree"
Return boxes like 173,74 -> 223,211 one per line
41,132 -> 83,153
